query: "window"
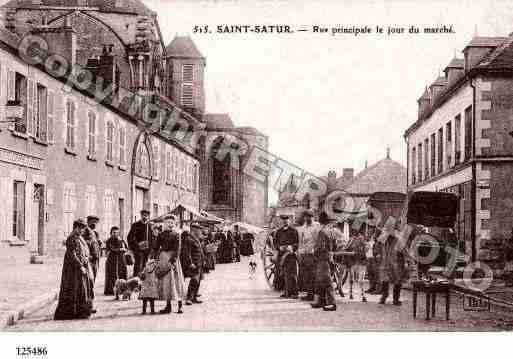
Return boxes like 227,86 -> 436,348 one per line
104,190 -> 115,239
106,121 -> 114,162
66,101 -> 76,149
192,164 -> 198,193
119,126 -> 126,166
424,138 -> 429,181
152,140 -> 159,179
417,143 -> 423,183
431,133 -> 436,177
455,114 -> 461,164
12,181 -> 25,240
411,146 -> 417,184
88,112 -> 96,157
173,149 -> 179,185
35,84 -> 47,142
47,91 -> 54,143
181,64 -> 194,109
153,203 -> 159,218
85,185 -> 96,216
63,183 -> 76,236
446,121 -> 452,168
438,128 -> 443,174
464,106 -> 473,160
9,72 -> 27,133
166,149 -> 172,183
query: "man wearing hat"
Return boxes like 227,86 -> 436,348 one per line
85,215 -> 102,284
184,222 -> 205,305
275,214 -> 300,299
127,209 -> 155,277
297,210 -> 320,301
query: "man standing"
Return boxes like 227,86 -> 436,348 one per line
127,209 -> 154,277
85,215 -> 102,283
233,225 -> 242,262
298,210 -> 320,301
185,222 -> 205,305
275,214 -> 299,299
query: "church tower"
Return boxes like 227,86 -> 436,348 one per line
165,36 -> 206,118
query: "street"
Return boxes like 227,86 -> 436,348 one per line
9,257 -> 513,331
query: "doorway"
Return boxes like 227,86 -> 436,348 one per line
29,184 -> 45,255
134,187 -> 149,222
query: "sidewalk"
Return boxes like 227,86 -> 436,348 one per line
0,243 -> 63,328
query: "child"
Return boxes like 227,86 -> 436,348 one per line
139,259 -> 159,315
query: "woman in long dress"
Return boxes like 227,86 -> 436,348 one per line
104,226 -> 128,295
153,216 -> 186,314
54,219 -> 94,320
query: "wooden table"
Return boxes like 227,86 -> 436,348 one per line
412,281 -> 451,321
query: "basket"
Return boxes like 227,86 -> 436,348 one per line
205,243 -> 218,254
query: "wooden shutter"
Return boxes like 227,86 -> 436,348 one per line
26,79 -> 33,135
47,90 -> 54,143
7,69 -> 15,102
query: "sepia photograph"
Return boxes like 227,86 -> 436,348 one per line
1,0 -> 513,352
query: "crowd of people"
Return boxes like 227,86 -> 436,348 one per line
270,209 -> 408,311
54,209 -> 257,321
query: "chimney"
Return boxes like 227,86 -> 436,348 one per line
444,57 -> 464,85
30,16 -> 76,71
342,168 -> 354,182
463,37 -> 502,72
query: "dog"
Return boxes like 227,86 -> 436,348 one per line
114,277 -> 141,300
249,260 -> 257,279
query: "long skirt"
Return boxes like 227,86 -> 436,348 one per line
104,252 -> 128,295
158,251 -> 186,301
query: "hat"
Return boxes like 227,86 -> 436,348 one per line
87,215 -> 100,222
140,209 -> 150,215
279,214 -> 291,219
190,222 -> 203,230
74,218 -> 87,228
303,209 -> 314,217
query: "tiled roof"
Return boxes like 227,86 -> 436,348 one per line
204,114 -> 234,130
166,36 -> 203,59
431,76 -> 448,87
445,57 -> 464,69
463,36 -> 508,49
342,158 -> 407,195
477,34 -> 513,69
2,0 -> 154,15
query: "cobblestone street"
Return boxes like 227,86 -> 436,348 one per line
8,257 -> 513,331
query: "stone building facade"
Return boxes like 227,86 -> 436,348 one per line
0,0 -> 268,258
405,34 -> 513,272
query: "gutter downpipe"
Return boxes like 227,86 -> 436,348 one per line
470,77 -> 477,263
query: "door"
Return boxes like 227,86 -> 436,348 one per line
134,188 -> 144,222
29,184 -> 44,254
119,198 -> 125,238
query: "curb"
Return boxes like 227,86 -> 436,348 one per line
1,291 -> 58,329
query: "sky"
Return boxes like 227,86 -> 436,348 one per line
141,0 -> 513,181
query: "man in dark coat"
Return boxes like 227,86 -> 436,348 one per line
233,225 -> 242,262
275,214 -> 300,299
185,223 -> 205,305
85,215 -> 102,283
127,209 -> 154,277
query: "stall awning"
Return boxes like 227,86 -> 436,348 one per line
231,222 -> 265,234
406,191 -> 458,228
151,204 -> 225,224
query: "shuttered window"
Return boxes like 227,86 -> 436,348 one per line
88,112 -> 96,157
106,121 -> 114,162
47,90 -> 54,143
66,101 -> 76,149
181,64 -> 194,109
119,126 -> 126,166
36,84 -> 47,142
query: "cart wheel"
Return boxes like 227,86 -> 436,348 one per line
261,241 -> 277,290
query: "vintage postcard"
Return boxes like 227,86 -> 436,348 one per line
1,0 -> 513,353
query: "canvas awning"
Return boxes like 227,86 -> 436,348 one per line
406,191 -> 458,228
151,203 -> 225,224
231,222 -> 265,234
